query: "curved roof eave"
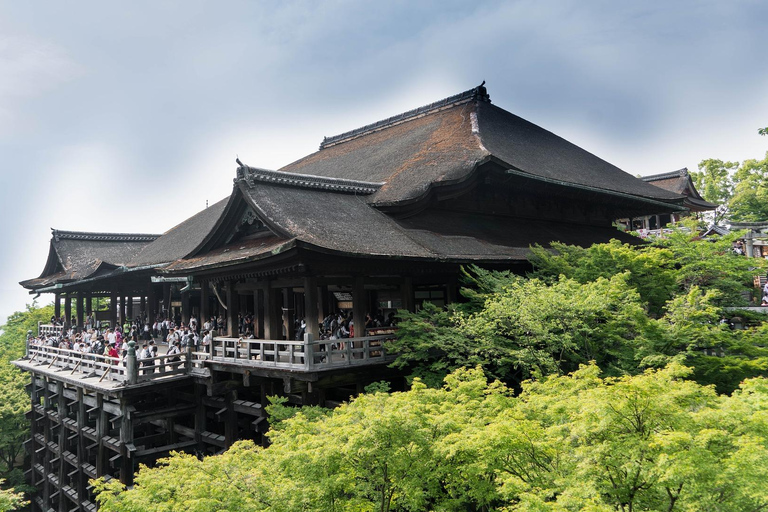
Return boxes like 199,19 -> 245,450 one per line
503,167 -> 688,212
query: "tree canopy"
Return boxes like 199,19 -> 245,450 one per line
94,365 -> 768,512
691,128 -> 768,223
391,232 -> 766,393
0,303 -> 53,506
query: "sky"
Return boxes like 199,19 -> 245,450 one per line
1,0 -> 767,324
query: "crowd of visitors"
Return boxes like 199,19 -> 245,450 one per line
30,311 -> 223,367
33,307 -> 398,364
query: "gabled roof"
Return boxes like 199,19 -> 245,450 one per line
129,198 -> 229,266
20,230 -> 160,290
168,167 -> 641,274
278,84 -> 684,209
641,168 -> 718,212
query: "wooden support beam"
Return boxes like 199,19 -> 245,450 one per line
200,283 -> 210,332
224,391 -> 237,448
76,293 -> 85,333
353,276 -> 367,338
401,277 -> 414,313
64,293 -> 72,329
132,404 -> 196,424
135,440 -> 197,458
207,379 -> 241,397
282,287 -> 295,341
303,277 -> 319,338
76,388 -> 87,502
119,398 -> 134,486
57,380 -> 66,512
226,281 -> 239,338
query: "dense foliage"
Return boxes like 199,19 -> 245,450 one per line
692,151 -> 768,223
94,365 -> 768,512
0,303 -> 54,504
390,232 -> 767,392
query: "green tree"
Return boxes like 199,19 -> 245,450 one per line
94,366 -> 768,512
0,302 -> 53,506
728,152 -> 768,222
393,234 -> 765,391
691,158 -> 737,223
528,240 -> 677,316
0,480 -> 26,512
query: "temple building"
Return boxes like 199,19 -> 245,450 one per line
15,84 -> 687,511
619,167 -> 717,233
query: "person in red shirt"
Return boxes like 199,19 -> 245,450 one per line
107,342 -> 120,361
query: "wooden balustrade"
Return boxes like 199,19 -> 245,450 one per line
37,323 -> 63,337
26,344 -> 188,384
25,332 -> 397,386
198,333 -> 396,371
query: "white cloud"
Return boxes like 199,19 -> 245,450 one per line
0,34 -> 82,134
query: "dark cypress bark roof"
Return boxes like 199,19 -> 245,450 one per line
475,102 -> 681,201
173,176 -> 636,269
278,85 -> 683,209
641,168 -> 718,211
22,84 -> 686,288
129,197 -> 229,266
20,230 -> 160,290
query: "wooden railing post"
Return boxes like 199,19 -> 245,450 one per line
186,340 -> 194,374
126,341 -> 138,385
304,333 -> 313,370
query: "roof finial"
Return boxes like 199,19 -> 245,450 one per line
473,81 -> 490,103
236,156 -> 244,168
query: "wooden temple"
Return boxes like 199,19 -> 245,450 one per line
15,83 -> 688,511
619,167 -> 717,232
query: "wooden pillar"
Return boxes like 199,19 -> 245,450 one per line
41,377 -> 51,507
124,295 -> 131,324
200,283 -> 210,329
57,382 -> 66,512
194,383 -> 206,452
224,391 -> 237,448
263,285 -> 281,340
119,398 -> 134,486
282,288 -> 295,341
147,285 -> 156,321
109,292 -> 117,329
353,276 -> 367,338
319,285 -> 330,322
226,281 -> 239,338
76,293 -> 85,332
181,290 -> 191,326
54,293 -> 61,320
304,277 -> 319,338
28,375 -> 38,489
140,295 -> 146,321
163,283 -> 171,316
401,277 -> 415,313
64,293 -> 72,326
254,289 -> 264,338
446,275 -> 459,305
85,293 -> 93,316
95,393 -> 106,476
76,388 -> 87,502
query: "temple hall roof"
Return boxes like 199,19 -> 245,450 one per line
641,168 -> 718,212
278,84 -> 683,208
20,230 -> 160,290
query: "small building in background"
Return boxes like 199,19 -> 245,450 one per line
617,168 -> 718,236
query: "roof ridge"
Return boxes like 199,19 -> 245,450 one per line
319,83 -> 491,150
52,230 -> 161,243
641,168 -> 689,182
235,165 -> 384,195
